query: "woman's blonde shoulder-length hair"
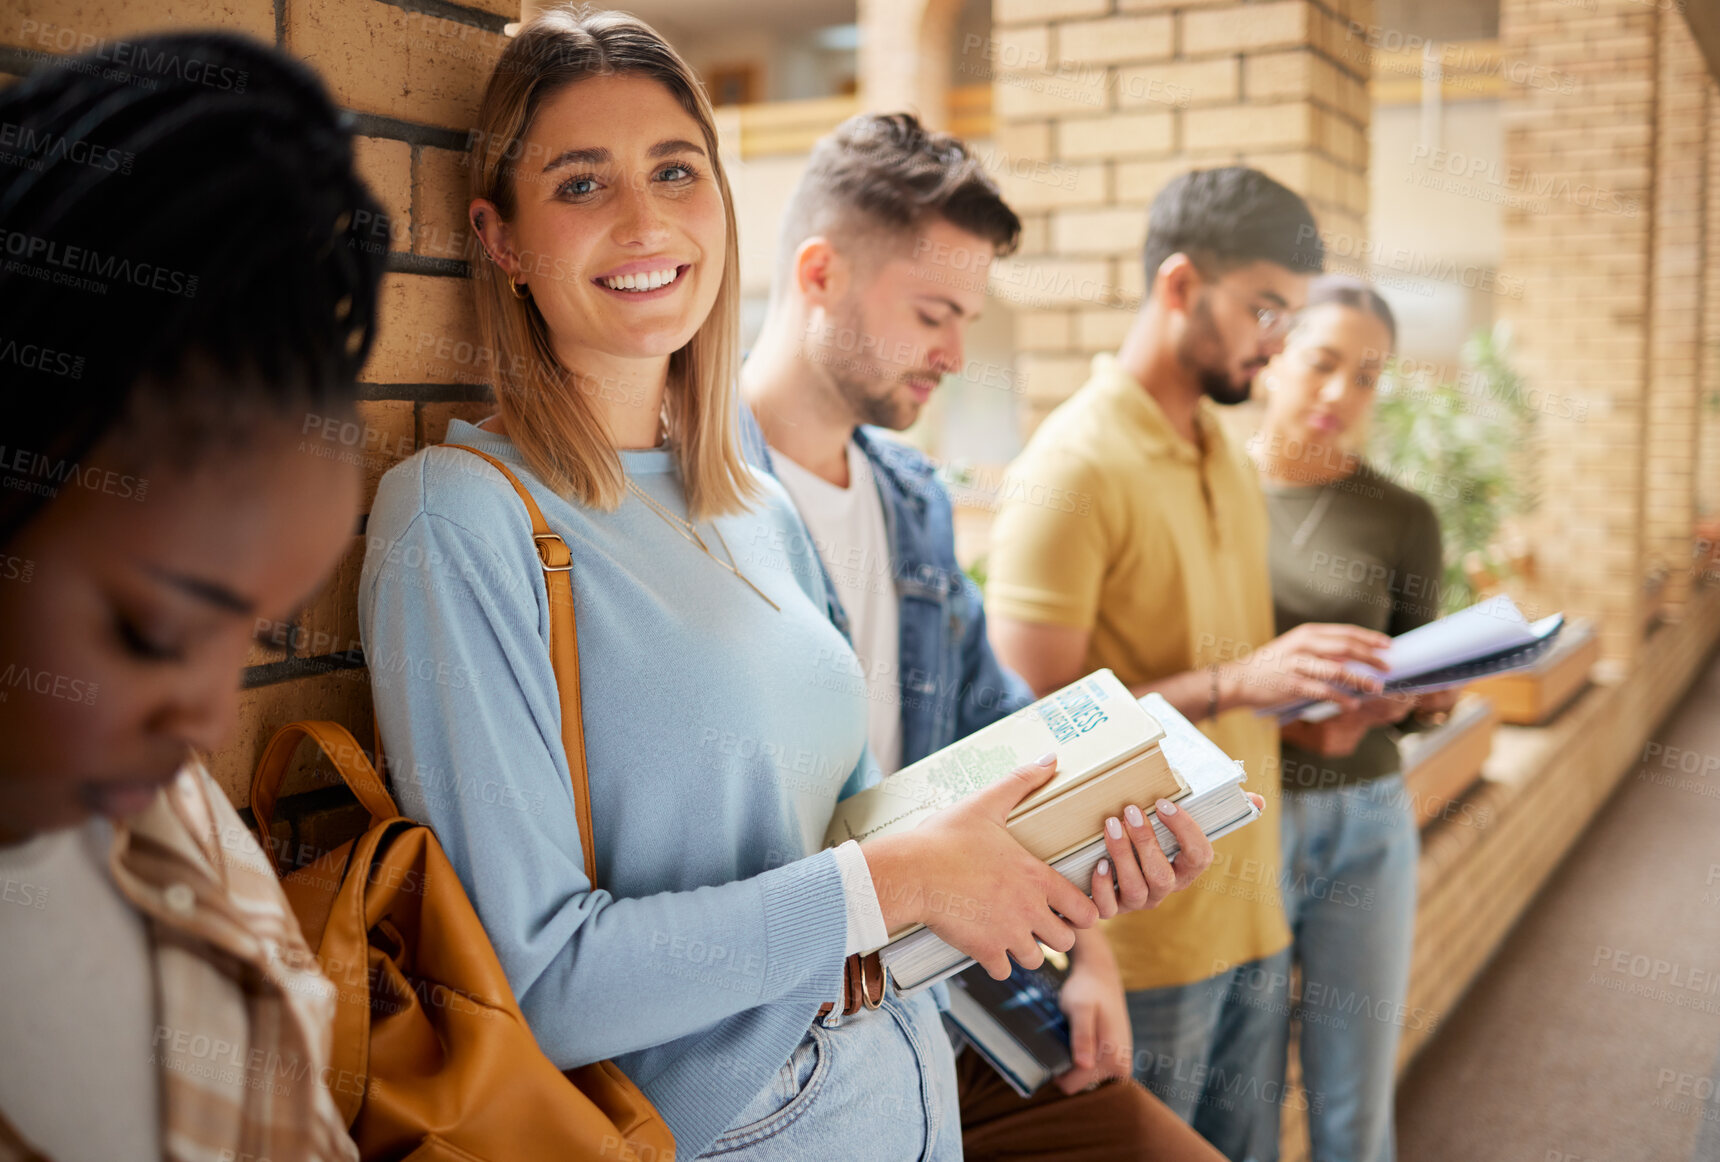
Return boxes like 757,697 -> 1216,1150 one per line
469,5 -> 757,519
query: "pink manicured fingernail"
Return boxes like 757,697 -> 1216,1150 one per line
1156,798 -> 1178,817
1124,804 -> 1144,828
1036,751 -> 1058,766
1096,858 -> 1110,878
1105,816 -> 1123,839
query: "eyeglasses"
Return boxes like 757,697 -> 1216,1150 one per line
1205,281 -> 1294,341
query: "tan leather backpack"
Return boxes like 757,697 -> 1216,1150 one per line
250,444 -> 675,1161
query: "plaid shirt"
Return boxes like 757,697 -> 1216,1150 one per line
0,761 -> 357,1162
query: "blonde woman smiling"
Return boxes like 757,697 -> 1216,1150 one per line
358,9 -> 1167,1159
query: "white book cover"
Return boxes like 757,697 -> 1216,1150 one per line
1377,594 -> 1563,678
825,669 -> 1165,847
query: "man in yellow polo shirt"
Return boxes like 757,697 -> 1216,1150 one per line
987,167 -> 1390,1162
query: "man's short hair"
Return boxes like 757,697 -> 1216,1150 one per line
775,112 -> 1021,293
1141,167 -> 1324,295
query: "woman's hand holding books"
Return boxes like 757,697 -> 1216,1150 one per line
861,754 -> 1100,980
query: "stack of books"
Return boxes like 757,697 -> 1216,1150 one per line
826,674 -> 1261,994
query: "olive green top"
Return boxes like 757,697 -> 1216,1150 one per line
1264,461 -> 1444,790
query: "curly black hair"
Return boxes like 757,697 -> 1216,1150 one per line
0,32 -> 389,547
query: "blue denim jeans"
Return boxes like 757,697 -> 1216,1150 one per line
1126,948 -> 1296,1162
700,987 -> 962,1161
1279,773 -> 1419,1162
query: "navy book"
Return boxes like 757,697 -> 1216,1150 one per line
945,956 -> 1073,1097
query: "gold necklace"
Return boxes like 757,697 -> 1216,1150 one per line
625,479 -> 782,612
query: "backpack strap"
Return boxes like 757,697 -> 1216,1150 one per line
443,445 -> 598,886
251,721 -> 399,869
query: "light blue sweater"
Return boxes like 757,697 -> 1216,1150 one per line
357,420 -> 874,1155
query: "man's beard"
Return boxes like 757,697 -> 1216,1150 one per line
1181,295 -> 1258,407
820,301 -> 926,431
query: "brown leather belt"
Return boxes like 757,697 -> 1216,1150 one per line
815,951 -> 887,1022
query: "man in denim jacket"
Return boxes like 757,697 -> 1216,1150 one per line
740,112 -> 1222,1162
737,417 -> 1030,766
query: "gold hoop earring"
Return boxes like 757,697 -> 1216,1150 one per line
509,273 -> 530,300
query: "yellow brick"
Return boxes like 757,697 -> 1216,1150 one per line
1119,0 -> 1230,8
989,121 -> 1053,165
1075,307 -> 1135,349
1245,50 -> 1317,100
1014,310 -> 1074,351
994,67 -> 1111,119
1181,1 -> 1310,57
1058,14 -> 1174,65
1118,257 -> 1148,303
1183,101 -> 1316,153
1057,109 -> 1176,160
352,136 -> 412,248
998,159 -> 1108,212
212,674 -> 376,807
1017,211 -> 1052,256
4,0 -> 273,49
286,0 -> 507,129
1052,206 -> 1149,255
418,400 -> 494,446
991,25 -> 1051,73
1017,353 -> 1094,406
357,400 -> 417,509
461,0 -> 518,17
1115,58 -> 1240,108
414,145 -> 477,260
364,273 -> 483,384
1342,166 -> 1367,216
1333,68 -> 1369,119
284,535 -> 366,665
1237,150 -> 1314,199
991,256 -> 1117,310
1114,158 -> 1191,204
1315,108 -> 1367,167
997,0 -> 1108,23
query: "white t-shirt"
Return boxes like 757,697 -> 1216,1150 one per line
0,817 -> 159,1161
770,440 -> 905,777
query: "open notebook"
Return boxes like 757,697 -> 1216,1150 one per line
1265,595 -> 1565,724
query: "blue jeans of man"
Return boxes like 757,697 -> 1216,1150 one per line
1278,773 -> 1419,1162
1126,947 -> 1295,1162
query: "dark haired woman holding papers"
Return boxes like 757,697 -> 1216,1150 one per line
1249,275 -> 1460,1162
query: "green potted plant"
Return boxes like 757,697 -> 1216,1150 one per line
1368,324 -> 1538,614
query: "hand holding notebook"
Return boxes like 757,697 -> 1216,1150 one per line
1264,595 -> 1566,724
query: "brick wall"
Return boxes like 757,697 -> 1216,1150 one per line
860,0 -> 965,127
1497,0 -> 1658,666
1644,17 -> 1706,616
1499,0 -> 1717,664
1703,80 -> 1720,528
986,0 -> 1374,433
0,0 -> 511,814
